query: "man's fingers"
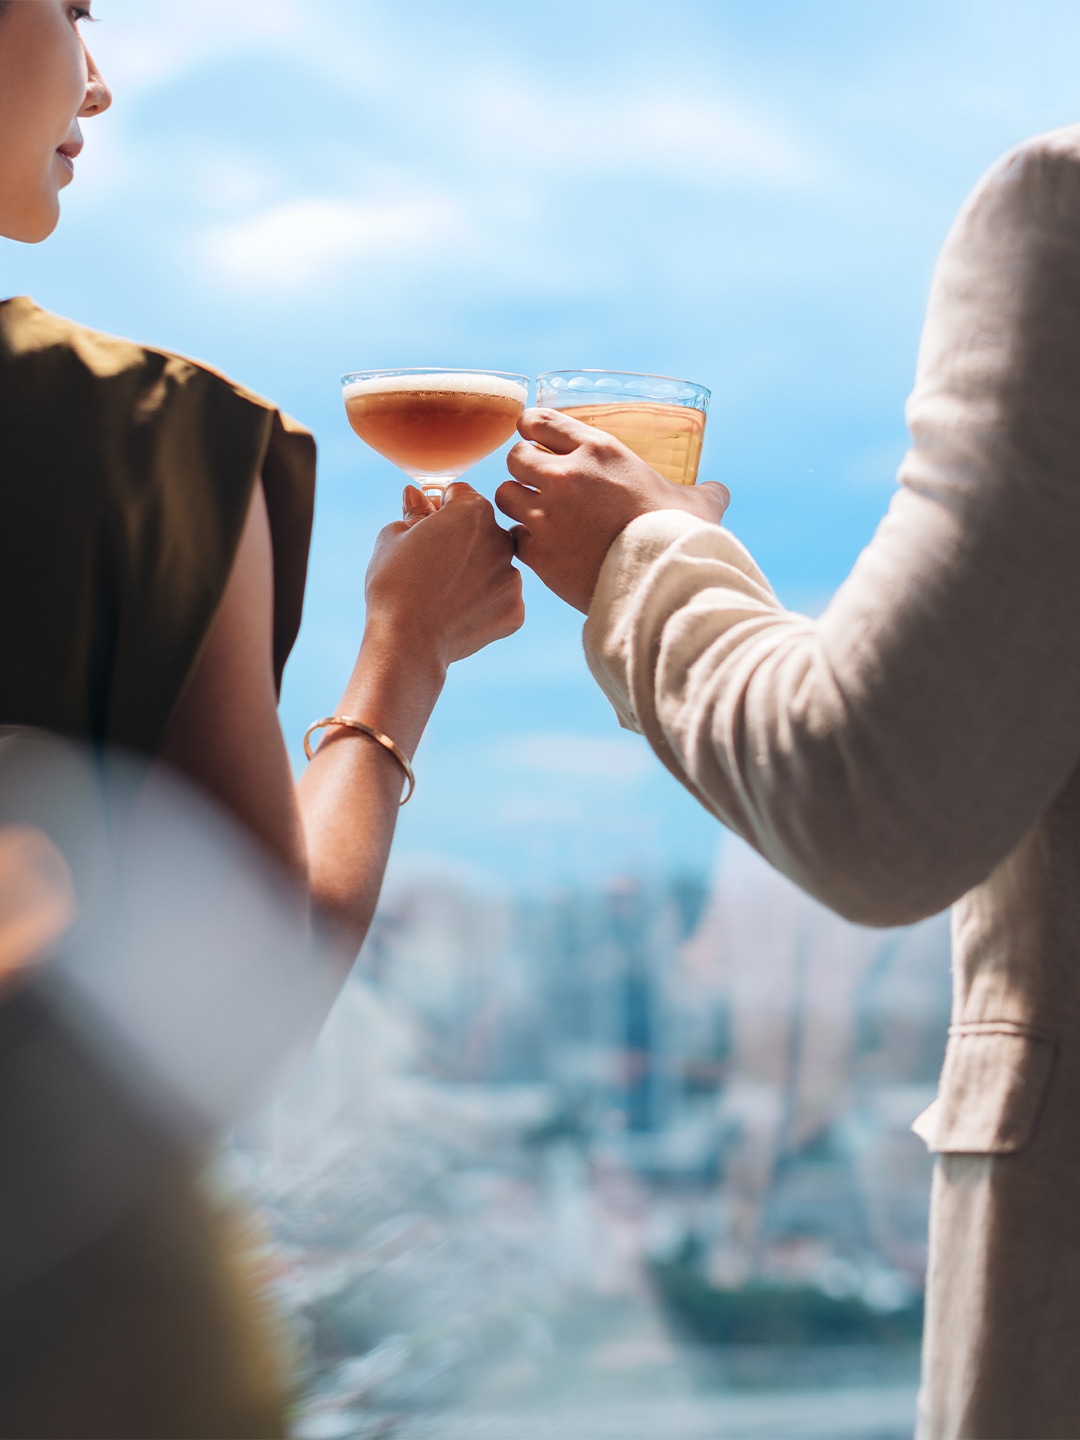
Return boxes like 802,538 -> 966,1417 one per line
699,480 -> 730,502
505,439 -> 563,488
495,479 -> 542,526
697,481 -> 731,519
516,407 -> 599,455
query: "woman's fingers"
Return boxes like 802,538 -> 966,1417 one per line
517,407 -> 595,454
498,567 -> 527,637
444,482 -> 517,552
441,480 -> 482,505
509,524 -> 535,567
402,484 -> 437,523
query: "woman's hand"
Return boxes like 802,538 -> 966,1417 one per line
363,480 -> 524,673
161,476 -> 522,958
296,481 -> 523,944
496,408 -> 730,613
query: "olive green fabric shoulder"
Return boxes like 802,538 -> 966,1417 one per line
0,298 -> 315,756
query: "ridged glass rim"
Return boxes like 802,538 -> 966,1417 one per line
536,368 -> 709,411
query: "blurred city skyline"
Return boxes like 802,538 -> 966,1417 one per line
247,840 -> 949,1435
4,0 -> 1080,887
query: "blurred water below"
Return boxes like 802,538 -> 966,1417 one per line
294,1329 -> 918,1440
340,1392 -> 918,1440
295,1355 -> 918,1439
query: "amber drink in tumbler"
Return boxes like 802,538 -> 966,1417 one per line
535,370 -> 710,486
342,368 -> 529,499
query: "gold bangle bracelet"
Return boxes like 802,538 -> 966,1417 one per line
303,716 -> 416,804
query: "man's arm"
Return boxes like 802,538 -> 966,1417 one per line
501,127 -> 1080,926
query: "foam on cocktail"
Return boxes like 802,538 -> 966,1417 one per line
343,372 -> 528,404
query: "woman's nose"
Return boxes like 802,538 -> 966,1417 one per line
79,47 -> 113,118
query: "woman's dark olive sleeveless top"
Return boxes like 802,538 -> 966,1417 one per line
0,296 -> 315,754
0,298 -> 316,1439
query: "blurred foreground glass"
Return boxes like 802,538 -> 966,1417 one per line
342,368 -> 530,501
0,729 -> 341,1438
536,369 -> 710,486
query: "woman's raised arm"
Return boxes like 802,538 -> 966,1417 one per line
159,479 -> 523,953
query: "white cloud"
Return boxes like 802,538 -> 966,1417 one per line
494,733 -> 652,782
185,151 -> 283,216
94,0 -> 307,95
633,96 -> 819,186
198,194 -> 469,291
87,0 -> 835,308
465,82 -> 825,191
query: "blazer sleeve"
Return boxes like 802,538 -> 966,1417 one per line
583,124 -> 1080,927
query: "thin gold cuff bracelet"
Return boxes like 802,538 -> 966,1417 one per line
303,716 -> 416,804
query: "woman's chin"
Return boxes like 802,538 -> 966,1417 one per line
0,200 -> 62,245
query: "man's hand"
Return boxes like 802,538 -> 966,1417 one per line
496,409 -> 729,613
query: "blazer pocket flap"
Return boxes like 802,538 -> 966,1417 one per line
918,1027 -> 1055,1155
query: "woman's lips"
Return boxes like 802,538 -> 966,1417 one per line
56,141 -> 83,175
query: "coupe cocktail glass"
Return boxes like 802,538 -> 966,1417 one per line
535,369 -> 710,486
342,367 -> 530,500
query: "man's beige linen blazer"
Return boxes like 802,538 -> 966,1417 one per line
583,125 -> 1080,1440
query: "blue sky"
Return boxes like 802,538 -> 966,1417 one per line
6,0 -> 1080,892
